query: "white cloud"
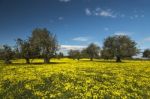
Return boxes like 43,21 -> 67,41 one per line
93,42 -> 102,46
0,45 -> 3,49
59,0 -> 71,2
61,45 -> 86,51
114,31 -> 134,36
85,8 -> 117,18
98,10 -> 116,18
114,32 -> 133,36
59,45 -> 87,55
114,32 -> 127,36
58,17 -> 64,20
85,7 -> 145,19
73,37 -> 89,42
85,8 -> 91,16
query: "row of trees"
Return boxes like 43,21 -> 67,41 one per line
0,28 -> 58,64
0,28 -> 150,64
68,35 -> 139,62
68,43 -> 100,61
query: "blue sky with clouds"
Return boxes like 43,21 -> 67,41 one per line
0,0 -> 150,51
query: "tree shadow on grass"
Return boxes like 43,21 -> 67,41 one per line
0,73 -> 79,98
34,73 -> 78,98
79,59 -> 125,63
94,60 -> 126,63
0,80 -> 38,99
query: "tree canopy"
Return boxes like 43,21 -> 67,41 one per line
85,43 -> 100,61
68,50 -> 81,60
16,38 -> 40,64
102,35 -> 138,62
143,49 -> 150,58
0,45 -> 14,64
30,28 -> 58,63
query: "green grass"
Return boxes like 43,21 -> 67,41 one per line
0,58 -> 150,99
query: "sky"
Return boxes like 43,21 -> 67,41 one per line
0,0 -> 150,52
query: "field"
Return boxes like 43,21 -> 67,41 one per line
0,58 -> 150,99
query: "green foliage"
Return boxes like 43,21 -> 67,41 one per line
85,43 -> 100,61
80,49 -> 88,58
16,38 -> 40,64
102,35 -> 138,62
68,50 -> 81,60
101,48 -> 114,60
30,28 -> 58,63
143,49 -> 150,58
0,45 -> 14,64
55,52 -> 64,59
15,28 -> 58,64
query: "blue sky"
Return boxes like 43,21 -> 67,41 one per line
0,0 -> 150,51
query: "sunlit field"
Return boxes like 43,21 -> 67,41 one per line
0,58 -> 150,98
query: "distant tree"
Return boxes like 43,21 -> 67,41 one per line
80,49 -> 88,58
56,52 -> 64,59
0,48 -> 3,60
68,50 -> 81,60
85,43 -> 100,61
14,46 -> 21,59
103,35 -> 138,62
30,28 -> 58,63
74,50 -> 81,60
68,49 -> 75,59
0,45 -> 14,64
143,49 -> 150,58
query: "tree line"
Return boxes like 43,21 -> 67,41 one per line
68,35 -> 138,62
0,28 -> 58,64
0,28 -> 150,64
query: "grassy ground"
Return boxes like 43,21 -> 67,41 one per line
0,58 -> 150,99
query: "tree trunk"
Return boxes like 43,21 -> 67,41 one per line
25,58 -> 30,64
90,57 -> 93,61
4,59 -> 11,64
116,56 -> 121,62
44,57 -> 50,63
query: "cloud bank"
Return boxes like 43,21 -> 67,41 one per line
72,37 -> 89,42
61,45 -> 86,51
